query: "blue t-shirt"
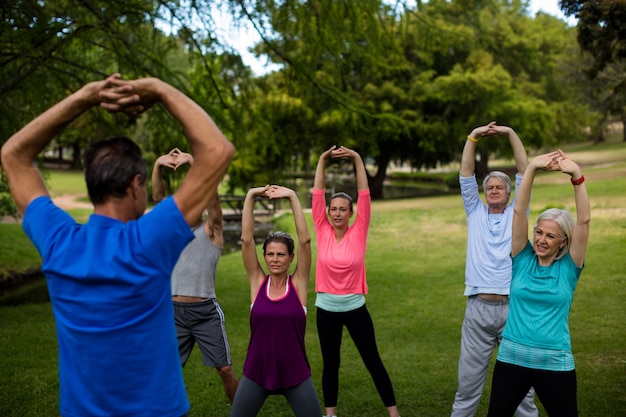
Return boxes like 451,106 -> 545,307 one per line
498,241 -> 583,371
23,196 -> 193,417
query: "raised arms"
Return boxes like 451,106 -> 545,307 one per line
265,185 -> 311,304
461,121 -> 528,178
1,74 -> 136,214
1,75 -> 234,226
241,186 -> 270,301
556,153 -> 590,267
240,185 -> 310,304
314,145 -> 368,190
152,148 -> 192,203
120,78 -> 233,226
152,148 -> 223,244
512,150 -> 589,267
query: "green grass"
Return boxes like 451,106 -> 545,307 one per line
0,224 -> 41,276
44,169 -> 88,196
1,143 -> 625,416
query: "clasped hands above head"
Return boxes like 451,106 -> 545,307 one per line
97,73 -> 162,117
325,144 -> 357,160
157,148 -> 193,171
253,184 -> 294,200
532,149 -> 580,176
470,121 -> 513,140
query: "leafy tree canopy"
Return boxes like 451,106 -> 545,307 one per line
560,0 -> 626,76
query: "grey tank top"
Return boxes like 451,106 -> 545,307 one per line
171,223 -> 222,298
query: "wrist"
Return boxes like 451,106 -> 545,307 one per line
571,175 -> 585,186
74,85 -> 100,111
467,134 -> 478,143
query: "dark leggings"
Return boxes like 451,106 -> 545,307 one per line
316,304 -> 397,408
487,360 -> 578,417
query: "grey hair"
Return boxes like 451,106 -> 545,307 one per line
482,171 -> 512,195
533,208 -> 575,261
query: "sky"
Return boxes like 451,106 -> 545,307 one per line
218,0 -> 577,75
529,0 -> 577,25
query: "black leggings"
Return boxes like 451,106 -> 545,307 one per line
316,304 -> 397,408
487,360 -> 577,417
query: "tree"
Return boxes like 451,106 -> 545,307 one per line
560,0 -> 626,141
0,0 -> 261,210
238,0 -> 591,197
0,0 -> 195,159
560,0 -> 626,76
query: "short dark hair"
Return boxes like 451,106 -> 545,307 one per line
263,231 -> 295,255
83,136 -> 147,205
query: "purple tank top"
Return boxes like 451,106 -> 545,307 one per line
243,275 -> 311,390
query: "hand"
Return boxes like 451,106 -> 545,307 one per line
530,151 -> 562,171
320,145 -> 336,160
329,145 -> 358,160
470,121 -> 512,139
265,185 -> 295,199
156,148 -> 193,170
171,149 -> 193,169
99,76 -> 162,116
79,73 -> 137,112
555,149 -> 582,178
248,185 -> 270,199
96,74 -> 142,114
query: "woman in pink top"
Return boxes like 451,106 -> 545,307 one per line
313,146 -> 401,417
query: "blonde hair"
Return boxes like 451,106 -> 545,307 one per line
533,208 -> 575,261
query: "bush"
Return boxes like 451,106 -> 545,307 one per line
0,170 -> 19,220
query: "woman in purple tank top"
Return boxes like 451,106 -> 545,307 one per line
230,185 -> 322,417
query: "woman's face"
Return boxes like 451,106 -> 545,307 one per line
328,197 -> 353,229
533,219 -> 565,264
264,241 -> 293,275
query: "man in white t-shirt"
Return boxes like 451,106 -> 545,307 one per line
450,121 -> 537,417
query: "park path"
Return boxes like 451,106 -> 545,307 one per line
52,194 -> 92,210
1,194 -> 90,224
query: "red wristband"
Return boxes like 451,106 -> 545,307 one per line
571,175 -> 585,186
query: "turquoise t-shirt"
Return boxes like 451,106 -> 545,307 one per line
499,241 -> 583,371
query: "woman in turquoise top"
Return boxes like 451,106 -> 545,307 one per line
487,150 -> 590,417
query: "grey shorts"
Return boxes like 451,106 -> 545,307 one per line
173,299 -> 232,368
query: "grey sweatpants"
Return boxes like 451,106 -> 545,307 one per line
450,295 -> 537,417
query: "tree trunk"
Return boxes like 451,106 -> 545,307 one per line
476,148 -> 490,180
369,151 -> 391,200
594,112 -> 607,143
71,142 -> 82,170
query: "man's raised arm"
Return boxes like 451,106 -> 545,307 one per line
118,78 -> 235,226
1,74 -> 134,214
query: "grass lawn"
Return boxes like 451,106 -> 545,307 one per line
0,141 -> 625,416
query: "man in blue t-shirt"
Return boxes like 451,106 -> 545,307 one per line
1,74 -> 234,417
450,121 -> 537,417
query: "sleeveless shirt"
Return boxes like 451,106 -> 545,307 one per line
171,223 -> 222,299
243,276 -> 311,390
